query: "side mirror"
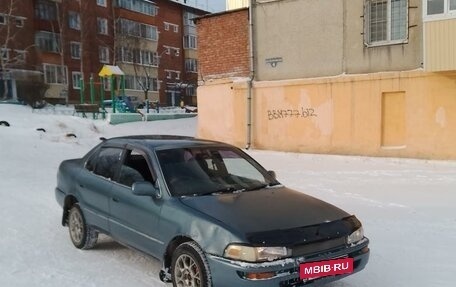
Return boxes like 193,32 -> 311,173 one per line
267,170 -> 277,180
132,181 -> 160,198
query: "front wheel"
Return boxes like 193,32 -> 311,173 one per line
68,204 -> 98,249
171,242 -> 212,287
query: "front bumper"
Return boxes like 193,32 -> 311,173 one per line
206,239 -> 369,287
55,187 -> 65,208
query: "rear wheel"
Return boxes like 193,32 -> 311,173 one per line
171,242 -> 212,287
68,204 -> 98,249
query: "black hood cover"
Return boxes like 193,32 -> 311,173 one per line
180,187 -> 360,246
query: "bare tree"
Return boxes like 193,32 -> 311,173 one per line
115,23 -> 159,108
53,0 -> 68,103
0,0 -> 21,99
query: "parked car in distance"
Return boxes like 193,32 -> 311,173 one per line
55,135 -> 369,287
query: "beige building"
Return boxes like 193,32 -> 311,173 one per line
226,0 -> 249,10
197,0 -> 456,159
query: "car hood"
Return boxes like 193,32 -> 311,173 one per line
179,187 -> 355,246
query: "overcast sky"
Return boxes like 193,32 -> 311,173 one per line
172,0 -> 226,12
208,0 -> 226,12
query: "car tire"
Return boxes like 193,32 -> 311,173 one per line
171,241 -> 212,287
68,204 -> 98,249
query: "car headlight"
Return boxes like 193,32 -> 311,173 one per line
224,244 -> 291,262
347,227 -> 364,245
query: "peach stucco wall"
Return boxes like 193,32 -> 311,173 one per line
197,71 -> 456,159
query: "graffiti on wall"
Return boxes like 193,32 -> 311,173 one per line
267,107 -> 318,120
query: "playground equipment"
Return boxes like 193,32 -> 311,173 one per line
76,65 -> 127,119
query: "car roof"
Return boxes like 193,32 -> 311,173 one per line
103,135 -> 229,150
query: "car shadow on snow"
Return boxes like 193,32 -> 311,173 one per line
92,235 -> 129,251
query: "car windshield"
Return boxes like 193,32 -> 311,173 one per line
156,146 -> 279,196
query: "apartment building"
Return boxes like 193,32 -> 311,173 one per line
0,0 -> 38,101
197,0 -> 456,159
0,0 -> 206,105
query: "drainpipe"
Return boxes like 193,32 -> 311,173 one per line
246,0 -> 255,149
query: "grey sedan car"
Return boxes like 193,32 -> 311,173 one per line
55,135 -> 369,287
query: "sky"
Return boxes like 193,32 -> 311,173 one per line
0,104 -> 455,287
170,0 -> 226,12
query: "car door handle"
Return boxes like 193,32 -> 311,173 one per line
112,197 -> 119,202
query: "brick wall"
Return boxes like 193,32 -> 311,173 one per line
196,8 -> 250,79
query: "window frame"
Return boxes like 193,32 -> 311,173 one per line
90,147 -> 124,180
364,0 -> 409,47
15,17 -> 25,27
424,0 -> 456,21
72,71 -> 83,90
118,18 -> 158,41
35,31 -> 61,53
70,41 -> 81,59
183,34 -> 197,49
68,11 -> 81,30
97,0 -> 107,7
185,58 -> 198,73
99,46 -> 110,63
116,0 -> 158,16
116,148 -> 156,188
97,17 -> 108,35
35,1 -> 57,21
43,63 -> 68,85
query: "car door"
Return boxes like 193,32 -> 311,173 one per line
77,146 -> 123,232
108,147 -> 165,257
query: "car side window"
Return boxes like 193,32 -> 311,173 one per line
93,147 -> 123,180
85,151 -> 99,172
117,149 -> 154,187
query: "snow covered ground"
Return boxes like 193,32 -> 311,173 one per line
0,104 -> 455,287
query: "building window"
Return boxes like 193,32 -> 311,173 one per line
72,72 -> 83,89
186,85 -> 196,97
184,12 -> 197,27
139,50 -> 157,66
185,58 -> 198,73
97,17 -> 108,35
184,35 -> 197,49
117,47 -> 134,63
68,11 -> 80,30
70,42 -> 81,59
0,14 -> 5,25
118,18 -> 158,40
364,0 -> 408,46
35,0 -> 57,21
164,22 -> 179,33
124,75 -> 158,91
97,0 -> 107,7
102,77 -> 111,91
15,17 -> 24,27
116,0 -> 158,16
99,46 -> 109,63
35,31 -> 60,53
44,64 -> 67,84
425,0 -> 456,17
